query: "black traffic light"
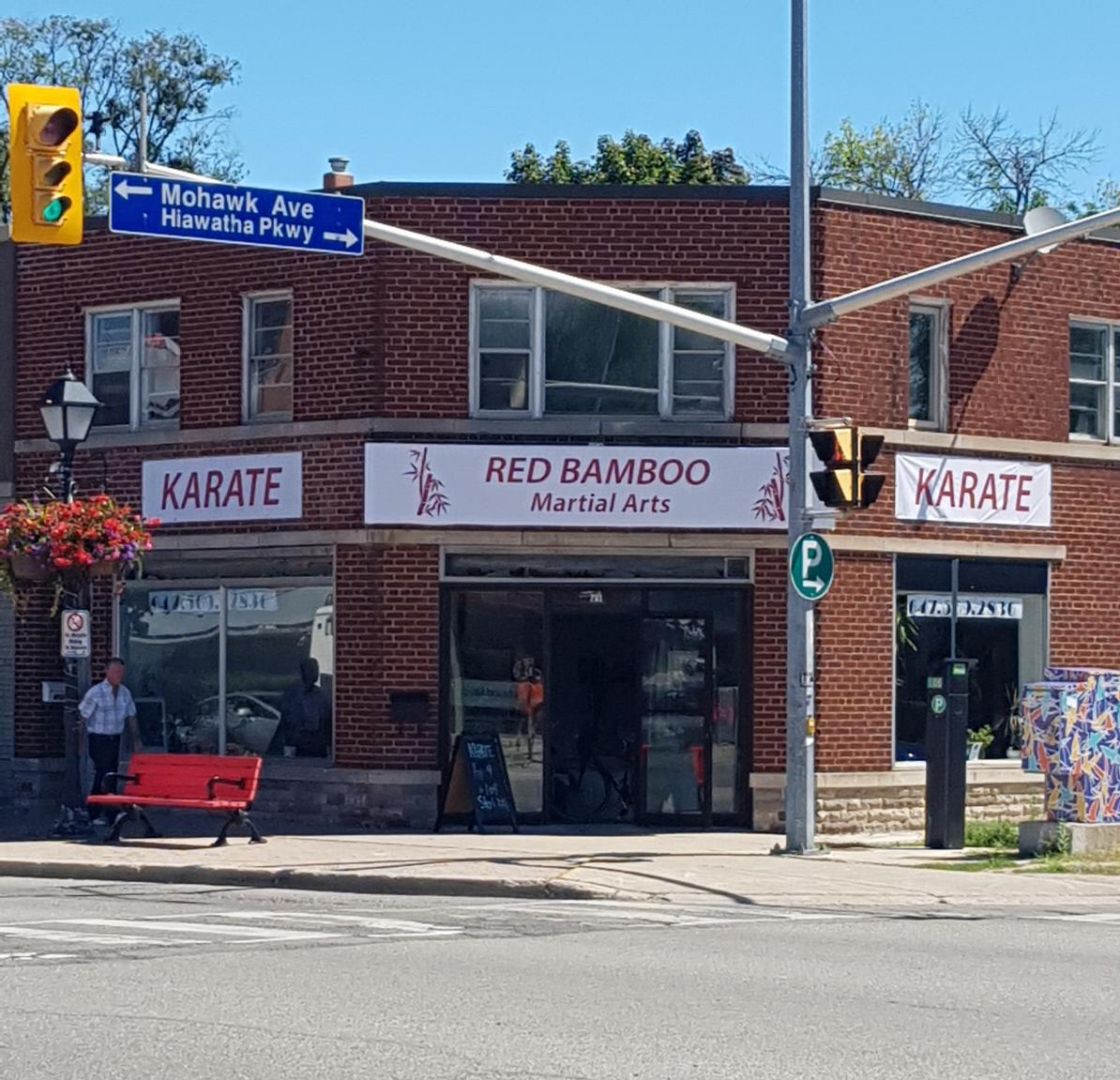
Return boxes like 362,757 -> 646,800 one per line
809,426 -> 885,510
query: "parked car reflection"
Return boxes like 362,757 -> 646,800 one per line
175,693 -> 282,755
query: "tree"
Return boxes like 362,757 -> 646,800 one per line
816,100 -> 950,200
954,106 -> 1099,215
1,16 -> 241,217
506,129 -> 750,185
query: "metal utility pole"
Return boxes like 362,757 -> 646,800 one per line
784,0 -> 816,853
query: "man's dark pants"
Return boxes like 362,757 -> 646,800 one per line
87,732 -> 121,807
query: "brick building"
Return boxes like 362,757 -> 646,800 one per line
5,177 -> 1116,832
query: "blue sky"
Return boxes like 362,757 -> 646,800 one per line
14,0 -> 1120,201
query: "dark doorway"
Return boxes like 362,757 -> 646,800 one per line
548,612 -> 639,823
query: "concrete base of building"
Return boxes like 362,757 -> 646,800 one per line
751,764 -> 1046,835
1019,820 -> 1120,857
9,758 -> 442,831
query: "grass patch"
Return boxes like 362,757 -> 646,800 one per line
963,820 -> 1019,849
1016,853 -> 1120,876
918,854 -> 1018,872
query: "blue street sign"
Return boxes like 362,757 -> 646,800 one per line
108,172 -> 365,256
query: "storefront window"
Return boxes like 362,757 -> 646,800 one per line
895,558 -> 1047,762
119,582 -> 333,758
449,591 -> 544,812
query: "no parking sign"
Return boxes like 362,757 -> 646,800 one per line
61,610 -> 91,659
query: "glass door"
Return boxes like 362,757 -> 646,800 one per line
639,616 -> 712,822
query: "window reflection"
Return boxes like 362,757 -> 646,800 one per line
449,591 -> 544,812
119,584 -> 333,757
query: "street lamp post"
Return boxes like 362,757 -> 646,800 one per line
42,372 -> 100,839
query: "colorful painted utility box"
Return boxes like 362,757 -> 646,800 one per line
1020,668 -> 1120,823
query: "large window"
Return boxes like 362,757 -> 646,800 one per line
908,302 -> 946,429
87,303 -> 180,429
119,578 -> 333,759
471,284 -> 734,418
244,293 -> 294,422
1069,321 -> 1114,440
894,557 -> 1047,763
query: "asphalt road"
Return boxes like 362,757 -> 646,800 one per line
0,878 -> 1116,1080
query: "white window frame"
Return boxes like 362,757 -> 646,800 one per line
1068,316 -> 1114,443
242,291 -> 295,423
907,299 -> 948,432
469,281 -> 736,420
84,299 -> 181,431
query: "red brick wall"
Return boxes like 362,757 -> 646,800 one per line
334,545 -> 440,769
751,549 -> 787,772
816,553 -> 895,771
12,189 -> 1120,785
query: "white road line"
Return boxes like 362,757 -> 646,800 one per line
1038,913 -> 1120,924
0,952 -> 78,961
45,919 -> 343,942
0,926 -> 192,946
192,912 -> 462,935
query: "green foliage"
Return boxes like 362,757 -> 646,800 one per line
1039,822 -> 1072,857
817,100 -> 948,200
1,15 -> 241,216
964,820 -> 1019,849
967,724 -> 995,750
506,130 -> 750,186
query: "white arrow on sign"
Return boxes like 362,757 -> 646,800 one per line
114,179 -> 154,199
323,229 -> 359,249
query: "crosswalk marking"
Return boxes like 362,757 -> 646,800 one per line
195,912 -> 463,936
46,918 -> 344,942
0,925 -> 190,946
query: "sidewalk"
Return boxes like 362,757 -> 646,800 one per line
2,825 -> 1120,909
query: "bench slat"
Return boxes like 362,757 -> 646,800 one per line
93,753 -> 262,804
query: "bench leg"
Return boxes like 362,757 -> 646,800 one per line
104,808 -> 130,844
137,809 -> 161,839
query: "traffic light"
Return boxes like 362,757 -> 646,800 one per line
809,426 -> 885,509
7,83 -> 83,246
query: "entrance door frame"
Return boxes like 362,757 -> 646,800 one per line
633,611 -> 715,829
440,580 -> 753,828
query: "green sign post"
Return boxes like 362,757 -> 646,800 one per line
789,532 -> 834,602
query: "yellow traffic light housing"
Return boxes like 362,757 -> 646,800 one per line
8,83 -> 84,246
810,426 -> 885,509
809,426 -> 855,507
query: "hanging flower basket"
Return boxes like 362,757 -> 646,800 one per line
8,552 -> 50,582
0,495 -> 158,599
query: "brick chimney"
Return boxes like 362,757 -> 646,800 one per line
323,156 -> 353,191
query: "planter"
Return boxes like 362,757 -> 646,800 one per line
8,552 -> 49,582
967,742 -> 983,761
89,560 -> 117,578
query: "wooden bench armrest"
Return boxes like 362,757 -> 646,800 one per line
207,775 -> 248,801
100,772 -> 139,795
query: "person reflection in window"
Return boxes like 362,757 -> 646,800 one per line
516,667 -> 544,762
280,657 -> 332,758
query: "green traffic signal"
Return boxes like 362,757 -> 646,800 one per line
41,196 -> 71,223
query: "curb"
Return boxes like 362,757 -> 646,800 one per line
0,859 -> 624,901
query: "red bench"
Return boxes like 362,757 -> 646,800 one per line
87,753 -> 267,847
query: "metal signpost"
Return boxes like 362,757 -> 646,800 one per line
109,173 -> 366,256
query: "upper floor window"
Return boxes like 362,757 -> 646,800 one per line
1069,321 -> 1114,440
244,293 -> 293,422
471,284 -> 734,419
87,303 -> 180,429
908,302 -> 947,430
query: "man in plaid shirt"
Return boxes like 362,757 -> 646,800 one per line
79,658 -> 141,822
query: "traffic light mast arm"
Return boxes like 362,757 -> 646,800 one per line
801,200 -> 1120,329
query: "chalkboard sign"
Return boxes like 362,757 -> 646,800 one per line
434,733 -> 518,833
